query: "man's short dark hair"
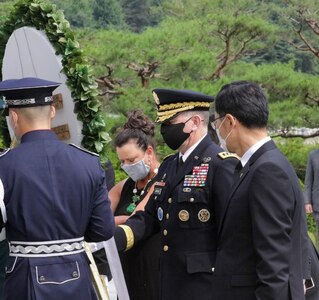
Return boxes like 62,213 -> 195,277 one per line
215,81 -> 269,128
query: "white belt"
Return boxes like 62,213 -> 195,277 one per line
9,237 -> 84,258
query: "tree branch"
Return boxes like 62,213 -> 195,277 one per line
270,128 -> 319,138
96,64 -> 123,96
127,61 -> 167,88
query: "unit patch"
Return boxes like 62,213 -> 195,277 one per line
157,207 -> 163,221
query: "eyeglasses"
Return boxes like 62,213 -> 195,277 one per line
163,116 -> 193,126
210,115 -> 225,130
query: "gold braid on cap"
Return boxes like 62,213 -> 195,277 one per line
158,101 -> 210,111
155,101 -> 211,122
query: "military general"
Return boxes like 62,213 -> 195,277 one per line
0,77 -> 115,300
115,88 -> 238,299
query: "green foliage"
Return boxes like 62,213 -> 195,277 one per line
2,0 -> 319,186
75,3 -> 319,166
275,137 -> 317,180
308,216 -> 317,242
50,0 -> 93,28
36,0 -> 162,31
121,0 -> 151,32
0,0 -> 110,161
91,0 -> 126,29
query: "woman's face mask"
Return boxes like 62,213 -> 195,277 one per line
121,157 -> 150,182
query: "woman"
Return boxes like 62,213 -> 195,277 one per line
110,110 -> 160,223
110,110 -> 160,300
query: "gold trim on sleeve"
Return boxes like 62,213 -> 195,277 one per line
118,225 -> 134,251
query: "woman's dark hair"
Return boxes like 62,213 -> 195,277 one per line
114,110 -> 156,151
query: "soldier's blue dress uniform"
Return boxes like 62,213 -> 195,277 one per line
0,78 -> 115,300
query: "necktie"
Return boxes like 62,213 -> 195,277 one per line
233,161 -> 243,180
235,161 -> 243,171
177,156 -> 184,172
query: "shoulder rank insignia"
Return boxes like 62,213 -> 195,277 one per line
163,153 -> 174,161
0,149 -> 10,158
69,144 -> 99,157
218,152 -> 239,160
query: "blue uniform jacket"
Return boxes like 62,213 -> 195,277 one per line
0,130 -> 114,300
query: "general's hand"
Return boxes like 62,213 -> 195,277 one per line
305,204 -> 313,214
115,215 -> 130,225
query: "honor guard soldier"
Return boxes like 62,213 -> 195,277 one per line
115,88 -> 238,299
0,77 -> 114,300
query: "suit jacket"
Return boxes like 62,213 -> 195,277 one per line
305,238 -> 319,300
304,149 -> 319,211
212,140 -> 308,300
0,130 -> 114,300
115,134 -> 238,300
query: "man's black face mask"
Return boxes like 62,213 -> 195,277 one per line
160,118 -> 191,150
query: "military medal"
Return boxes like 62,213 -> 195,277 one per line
184,163 -> 209,187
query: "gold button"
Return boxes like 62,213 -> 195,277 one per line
166,213 -> 169,219
163,229 -> 168,236
39,275 -> 45,282
168,198 -> 172,203
163,245 -> 169,251
72,271 -> 78,278
190,197 -> 195,202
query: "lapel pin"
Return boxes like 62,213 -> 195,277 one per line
203,157 -> 211,163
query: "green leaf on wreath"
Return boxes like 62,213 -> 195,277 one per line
0,0 -> 110,161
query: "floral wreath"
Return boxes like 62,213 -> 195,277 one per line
0,0 -> 110,161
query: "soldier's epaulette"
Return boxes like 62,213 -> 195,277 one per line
69,144 -> 99,157
0,149 -> 10,158
218,152 -> 239,160
163,154 -> 174,161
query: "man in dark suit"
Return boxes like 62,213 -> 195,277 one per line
211,81 -> 308,300
304,150 -> 319,244
0,77 -> 115,300
115,88 -> 238,299
305,238 -> 319,300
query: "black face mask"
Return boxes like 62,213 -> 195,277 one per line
160,120 -> 191,150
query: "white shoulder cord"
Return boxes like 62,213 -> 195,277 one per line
0,179 -> 7,241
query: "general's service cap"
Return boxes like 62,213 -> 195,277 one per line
152,88 -> 214,123
0,77 -> 60,109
